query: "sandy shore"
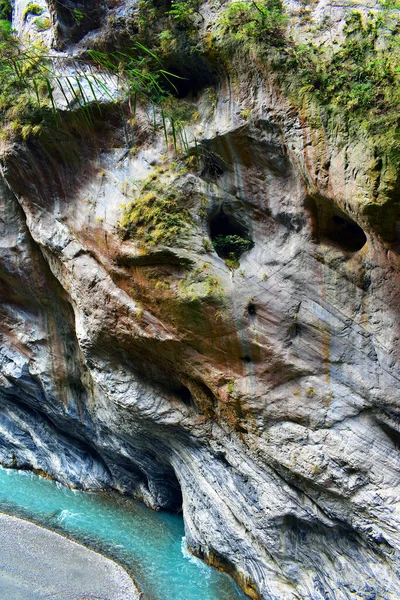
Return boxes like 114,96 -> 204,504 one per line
0,512 -> 140,599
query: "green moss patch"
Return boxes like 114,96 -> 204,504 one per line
118,173 -> 194,247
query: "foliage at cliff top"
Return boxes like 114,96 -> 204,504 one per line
215,1 -> 400,167
1,0 -> 398,174
0,20 -> 181,143
281,10 -> 400,166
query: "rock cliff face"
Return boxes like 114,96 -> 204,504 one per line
1,0 -> 400,598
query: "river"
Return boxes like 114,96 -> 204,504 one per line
0,465 -> 249,600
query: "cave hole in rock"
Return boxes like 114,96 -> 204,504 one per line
306,196 -> 367,253
162,58 -> 216,99
199,147 -> 226,180
378,420 -> 400,449
209,209 -> 253,259
53,0 -> 105,45
241,355 -> 252,363
172,383 -> 199,412
247,302 -> 256,316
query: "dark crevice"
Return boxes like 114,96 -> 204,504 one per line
174,383 -> 195,407
306,195 -> 367,253
247,302 -> 256,316
209,208 -> 253,259
209,209 -> 247,240
377,420 -> 400,449
161,60 -> 216,99
50,0 -> 106,46
241,355 -> 252,363
199,147 -> 226,180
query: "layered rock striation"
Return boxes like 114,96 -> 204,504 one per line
0,0 -> 400,598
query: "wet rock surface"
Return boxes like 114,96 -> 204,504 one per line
0,0 -> 400,598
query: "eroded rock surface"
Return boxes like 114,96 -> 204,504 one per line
1,1 -> 400,598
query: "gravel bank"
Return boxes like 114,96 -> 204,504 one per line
0,513 -> 140,599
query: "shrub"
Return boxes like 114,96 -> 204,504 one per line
219,0 -> 287,48
0,0 -> 11,20
34,16 -> 51,31
212,234 -> 253,258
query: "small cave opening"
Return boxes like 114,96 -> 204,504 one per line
199,147 -> 226,180
171,382 -> 200,413
241,355 -> 252,363
175,383 -> 193,405
52,0 -> 105,45
377,420 -> 400,450
247,302 -> 256,316
209,209 -> 253,260
161,57 -> 216,99
306,196 -> 367,253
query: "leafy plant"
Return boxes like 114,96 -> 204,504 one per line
212,234 -> 253,258
73,8 -> 84,24
0,0 -> 11,20
0,23 -> 188,149
219,0 -> 287,48
280,10 -> 400,165
168,0 -> 202,26
34,16 -> 51,31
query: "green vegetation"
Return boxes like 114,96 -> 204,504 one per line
73,9 -> 84,24
219,0 -> 287,49
87,44 -> 177,106
217,1 -> 400,174
0,0 -> 11,35
34,16 -> 51,31
211,234 -> 253,270
212,234 -> 253,256
178,266 -> 225,304
0,0 -> 198,149
168,0 -> 202,26
118,172 -> 193,247
0,0 -> 11,20
280,11 -> 400,164
23,3 -> 44,20
0,17 -> 184,144
0,33 -> 50,139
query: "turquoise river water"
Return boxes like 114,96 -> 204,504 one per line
0,465 -> 249,600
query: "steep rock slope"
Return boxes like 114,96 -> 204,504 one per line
0,0 -> 400,598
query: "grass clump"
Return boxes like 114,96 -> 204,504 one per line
281,10 -> 400,168
168,0 -> 202,26
0,33 -> 51,139
212,234 -> 253,270
218,1 -> 400,185
23,3 -> 44,20
219,0 -> 287,50
34,16 -> 51,31
178,267 -> 226,304
0,1 -> 12,37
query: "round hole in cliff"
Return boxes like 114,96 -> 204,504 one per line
209,209 -> 253,259
241,355 -> 252,363
162,58 -> 216,99
306,196 -> 367,253
175,384 -> 192,405
172,383 -> 199,412
247,302 -> 256,316
52,0 -> 105,45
